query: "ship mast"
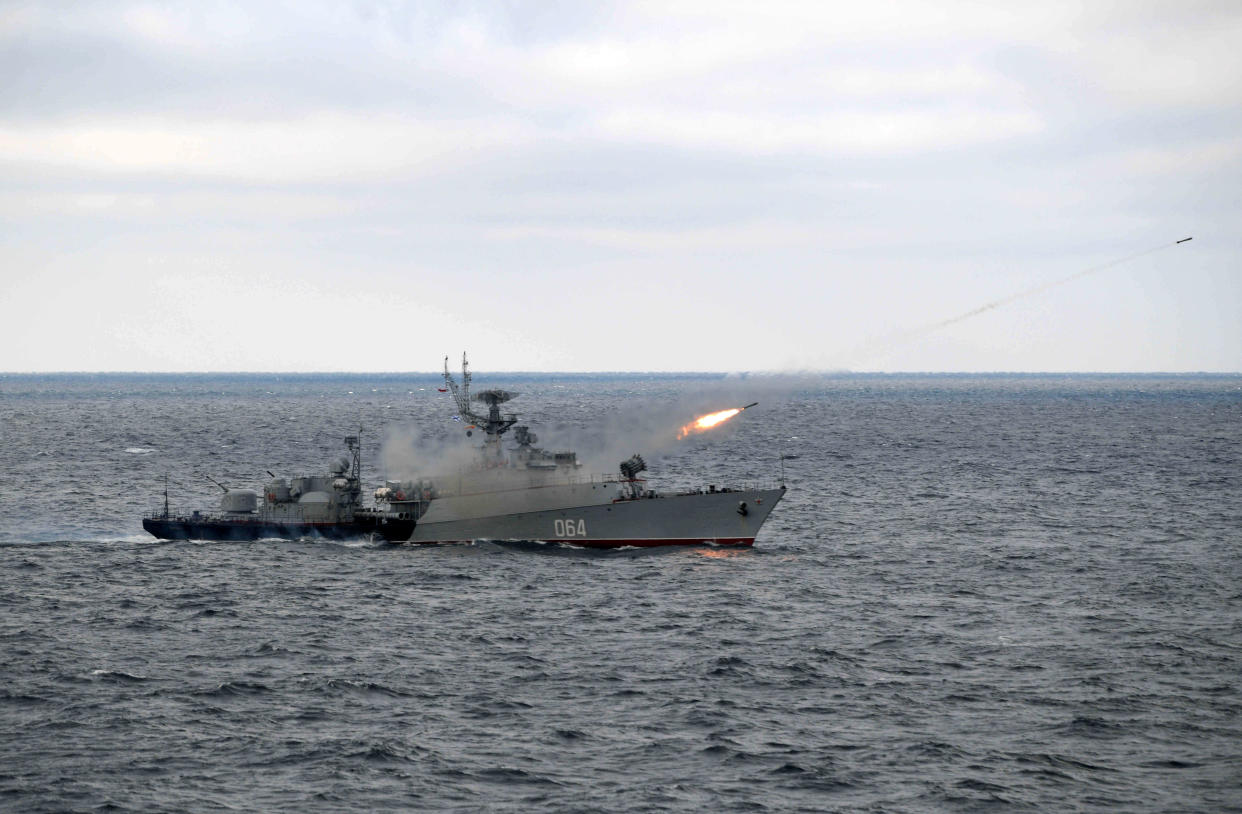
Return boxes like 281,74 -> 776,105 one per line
443,353 -> 472,419
345,432 -> 361,483
444,354 -> 518,436
443,353 -> 520,459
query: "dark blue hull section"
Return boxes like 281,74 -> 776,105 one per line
142,515 -> 415,542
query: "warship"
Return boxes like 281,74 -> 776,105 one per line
143,355 -> 785,547
373,355 -> 785,548
142,435 -> 416,541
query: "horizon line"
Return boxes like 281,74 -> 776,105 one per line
3,369 -> 1240,377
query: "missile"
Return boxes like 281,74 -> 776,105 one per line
1176,237 -> 1193,244
742,402 -> 759,410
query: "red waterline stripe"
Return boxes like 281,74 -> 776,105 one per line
407,537 -> 755,548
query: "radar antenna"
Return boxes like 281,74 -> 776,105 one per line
443,353 -> 519,439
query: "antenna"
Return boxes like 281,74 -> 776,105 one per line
345,431 -> 361,483
444,354 -> 471,418
443,353 -> 519,439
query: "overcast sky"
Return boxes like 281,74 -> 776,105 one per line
2,1 -> 1239,372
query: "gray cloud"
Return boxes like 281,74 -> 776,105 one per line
1,0 -> 1238,372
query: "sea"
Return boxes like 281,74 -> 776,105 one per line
1,372 -> 1239,813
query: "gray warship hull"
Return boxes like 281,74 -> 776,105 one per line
403,487 -> 784,547
369,353 -> 791,549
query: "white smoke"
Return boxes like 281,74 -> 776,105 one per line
379,422 -> 479,480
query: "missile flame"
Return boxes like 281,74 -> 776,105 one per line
676,403 -> 758,440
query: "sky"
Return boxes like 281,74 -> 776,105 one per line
2,0 -> 1239,373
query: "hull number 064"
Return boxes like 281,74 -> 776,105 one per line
554,518 -> 587,538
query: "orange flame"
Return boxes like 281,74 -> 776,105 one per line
677,407 -> 743,440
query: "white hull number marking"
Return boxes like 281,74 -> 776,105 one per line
554,518 -> 587,538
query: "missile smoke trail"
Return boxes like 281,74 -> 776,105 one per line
846,236 -> 1193,366
918,237 -> 1192,335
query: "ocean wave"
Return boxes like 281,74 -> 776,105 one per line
89,669 -> 148,683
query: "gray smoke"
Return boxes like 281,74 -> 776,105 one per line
379,422 -> 480,481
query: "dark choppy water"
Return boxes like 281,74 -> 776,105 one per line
2,372 -> 1240,813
